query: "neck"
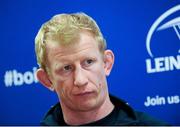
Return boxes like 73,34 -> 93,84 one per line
61,95 -> 114,125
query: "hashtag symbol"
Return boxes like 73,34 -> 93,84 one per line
4,71 -> 13,87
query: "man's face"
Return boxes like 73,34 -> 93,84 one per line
46,31 -> 110,111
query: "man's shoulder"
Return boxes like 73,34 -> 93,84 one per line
110,94 -> 169,126
40,103 -> 65,126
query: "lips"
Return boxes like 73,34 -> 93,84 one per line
74,91 -> 94,96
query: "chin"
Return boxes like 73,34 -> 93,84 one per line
75,97 -> 104,112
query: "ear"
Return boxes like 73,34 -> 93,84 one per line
103,50 -> 114,76
36,68 -> 54,91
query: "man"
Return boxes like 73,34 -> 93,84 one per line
35,12 -> 168,125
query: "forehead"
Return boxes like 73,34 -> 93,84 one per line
45,31 -> 101,64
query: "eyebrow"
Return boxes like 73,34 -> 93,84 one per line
54,62 -> 69,70
54,54 -> 98,67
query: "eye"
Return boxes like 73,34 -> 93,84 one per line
55,64 -> 74,76
59,65 -> 73,75
63,65 -> 73,71
83,59 -> 95,67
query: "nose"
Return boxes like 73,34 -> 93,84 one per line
74,66 -> 88,87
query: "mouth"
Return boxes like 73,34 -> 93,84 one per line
74,91 -> 94,96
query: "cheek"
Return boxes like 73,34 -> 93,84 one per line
53,77 -> 74,98
89,64 -> 107,88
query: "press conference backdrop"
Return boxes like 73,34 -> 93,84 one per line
0,0 -> 179,125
